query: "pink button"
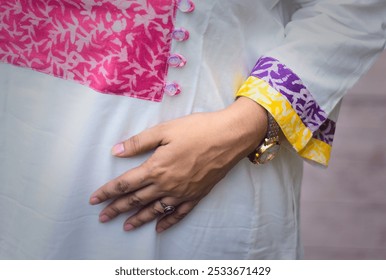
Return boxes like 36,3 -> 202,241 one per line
167,54 -> 187,68
177,0 -> 195,13
164,82 -> 181,96
172,28 -> 190,42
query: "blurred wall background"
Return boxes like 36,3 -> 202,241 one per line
301,51 -> 386,259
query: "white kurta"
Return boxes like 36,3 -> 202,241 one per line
0,0 -> 385,259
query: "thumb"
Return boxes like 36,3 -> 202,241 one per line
112,126 -> 163,157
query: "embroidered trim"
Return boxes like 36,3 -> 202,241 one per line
237,76 -> 333,166
313,119 -> 336,146
0,0 -> 177,101
237,77 -> 313,151
299,138 -> 331,166
250,57 -> 328,133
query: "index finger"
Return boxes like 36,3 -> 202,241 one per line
89,165 -> 151,205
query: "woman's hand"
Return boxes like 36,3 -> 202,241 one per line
89,97 -> 268,233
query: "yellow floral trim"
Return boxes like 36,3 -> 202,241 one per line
236,76 -> 331,166
298,138 -> 331,166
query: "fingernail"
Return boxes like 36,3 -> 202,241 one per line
89,196 -> 100,205
99,214 -> 111,223
112,143 -> 125,156
156,227 -> 165,233
124,223 -> 134,231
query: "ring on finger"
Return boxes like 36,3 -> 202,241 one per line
159,200 -> 176,215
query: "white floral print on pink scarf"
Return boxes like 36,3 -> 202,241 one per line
0,0 -> 176,101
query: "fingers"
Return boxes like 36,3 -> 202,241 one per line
98,185 -> 162,222
123,198 -> 181,232
89,165 -> 151,205
112,125 -> 165,158
98,192 -> 198,233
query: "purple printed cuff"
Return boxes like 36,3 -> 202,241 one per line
250,56 -> 336,147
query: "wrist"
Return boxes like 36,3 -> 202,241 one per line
224,97 -> 268,157
248,112 -> 280,164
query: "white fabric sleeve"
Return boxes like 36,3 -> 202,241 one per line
236,0 -> 385,165
267,0 -> 386,113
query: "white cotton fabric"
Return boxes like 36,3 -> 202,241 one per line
0,0 -> 384,259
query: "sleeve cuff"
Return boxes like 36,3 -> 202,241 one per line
236,57 -> 335,166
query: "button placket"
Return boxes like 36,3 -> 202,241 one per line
164,0 -> 195,97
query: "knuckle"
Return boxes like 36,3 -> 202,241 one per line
108,205 -> 122,216
114,180 -> 130,194
150,207 -> 162,216
129,135 -> 142,154
101,189 -> 112,200
127,193 -> 144,208
144,157 -> 165,181
140,162 -> 154,180
143,158 -> 156,173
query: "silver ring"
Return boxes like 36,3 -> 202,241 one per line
159,201 -> 176,215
